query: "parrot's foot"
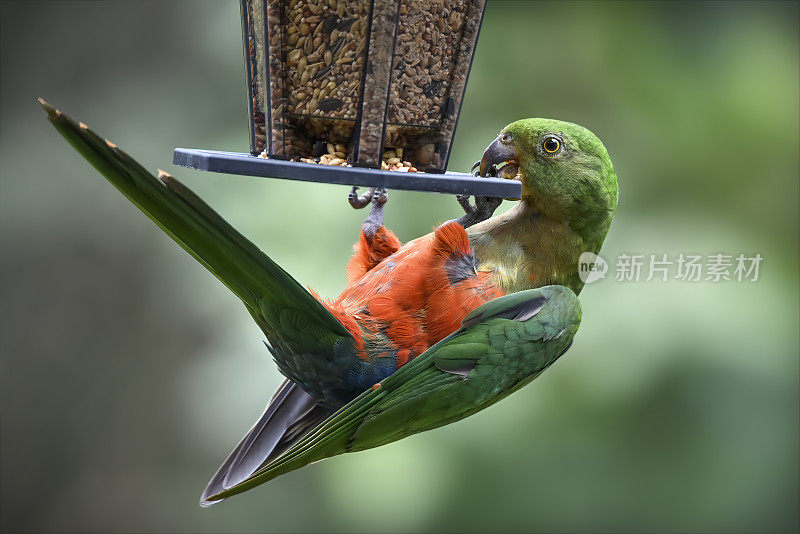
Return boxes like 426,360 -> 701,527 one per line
349,186 -> 373,209
453,162 -> 503,228
454,195 -> 503,228
362,188 -> 388,238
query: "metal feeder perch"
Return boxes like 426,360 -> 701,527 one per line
173,0 -> 521,198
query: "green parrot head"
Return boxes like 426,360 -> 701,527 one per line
479,118 -> 618,252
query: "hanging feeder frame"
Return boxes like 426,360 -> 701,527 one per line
173,0 -> 521,198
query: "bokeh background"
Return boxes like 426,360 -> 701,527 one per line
1,1 -> 798,532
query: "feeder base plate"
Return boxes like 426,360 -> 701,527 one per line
172,148 -> 521,198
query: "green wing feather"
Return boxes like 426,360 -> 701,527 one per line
205,285 -> 582,502
40,99 -> 351,359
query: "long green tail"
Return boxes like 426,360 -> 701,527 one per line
40,98 -> 351,354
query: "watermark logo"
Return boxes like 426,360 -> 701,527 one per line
577,252 -> 762,283
578,252 -> 609,284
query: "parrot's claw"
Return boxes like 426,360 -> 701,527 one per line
372,188 -> 388,207
349,186 -> 373,209
472,160 -> 498,178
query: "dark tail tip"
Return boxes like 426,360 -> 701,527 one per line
38,97 -> 59,119
157,169 -> 173,185
199,494 -> 224,508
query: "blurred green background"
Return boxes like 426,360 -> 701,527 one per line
1,1 -> 798,532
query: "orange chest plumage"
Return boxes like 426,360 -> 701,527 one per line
315,221 -> 505,368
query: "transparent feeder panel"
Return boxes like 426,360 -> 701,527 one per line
382,0 -> 484,172
264,0 -> 371,160
242,0 -> 269,154
352,0 -> 400,167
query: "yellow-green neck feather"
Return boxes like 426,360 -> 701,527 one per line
467,199 -> 599,295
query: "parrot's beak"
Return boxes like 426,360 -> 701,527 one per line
478,136 -> 519,179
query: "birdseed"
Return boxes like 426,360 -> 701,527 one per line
259,147 -> 419,172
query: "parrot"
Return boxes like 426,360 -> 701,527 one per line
40,98 -> 618,505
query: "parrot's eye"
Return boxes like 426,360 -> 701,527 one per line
542,135 -> 562,154
500,133 -> 512,144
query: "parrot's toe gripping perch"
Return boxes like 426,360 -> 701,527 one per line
371,188 -> 388,207
452,161 -> 504,228
349,186 -> 373,209
455,194 -> 503,228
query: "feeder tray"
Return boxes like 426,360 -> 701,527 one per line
173,0 -> 520,199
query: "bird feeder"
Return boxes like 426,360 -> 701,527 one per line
173,0 -> 521,198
